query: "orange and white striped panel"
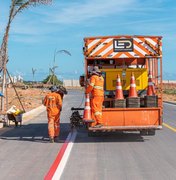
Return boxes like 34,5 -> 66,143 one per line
84,36 -> 162,58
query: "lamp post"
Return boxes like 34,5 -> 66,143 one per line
32,68 -> 37,83
51,49 -> 71,85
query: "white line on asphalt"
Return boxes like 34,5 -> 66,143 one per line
52,129 -> 77,180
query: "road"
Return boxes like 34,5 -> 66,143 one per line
0,90 -> 176,180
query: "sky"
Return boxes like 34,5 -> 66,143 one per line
0,0 -> 176,81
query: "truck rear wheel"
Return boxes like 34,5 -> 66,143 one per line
140,130 -> 148,135
140,130 -> 156,136
148,130 -> 156,136
88,131 -> 102,137
88,131 -> 95,137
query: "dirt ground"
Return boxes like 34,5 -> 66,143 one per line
3,84 -> 176,113
162,83 -> 176,102
162,93 -> 176,102
4,87 -> 48,112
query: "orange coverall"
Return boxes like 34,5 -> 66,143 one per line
43,92 -> 62,138
86,74 -> 104,126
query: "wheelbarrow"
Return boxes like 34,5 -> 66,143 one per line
7,113 -> 22,127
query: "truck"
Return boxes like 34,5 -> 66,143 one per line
77,35 -> 163,135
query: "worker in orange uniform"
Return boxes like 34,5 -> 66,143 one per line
43,86 -> 62,143
86,66 -> 104,128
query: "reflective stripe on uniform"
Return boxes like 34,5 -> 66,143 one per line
90,83 -> 94,87
94,86 -> 103,90
94,111 -> 102,116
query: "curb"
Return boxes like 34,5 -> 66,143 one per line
22,105 -> 46,122
163,101 -> 176,105
0,123 -> 3,129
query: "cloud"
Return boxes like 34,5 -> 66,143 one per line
10,15 -> 55,36
0,2 -> 59,38
41,0 -> 175,32
47,0 -> 136,24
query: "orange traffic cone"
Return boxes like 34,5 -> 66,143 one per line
129,73 -> 138,97
147,72 -> 155,96
83,94 -> 94,123
115,74 -> 124,99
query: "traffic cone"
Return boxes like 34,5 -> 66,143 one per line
83,94 -> 94,123
129,73 -> 138,97
147,72 -> 155,96
115,74 -> 124,99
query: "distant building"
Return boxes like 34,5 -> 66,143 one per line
17,75 -> 23,82
7,75 -> 23,84
163,80 -> 176,84
63,79 -> 80,87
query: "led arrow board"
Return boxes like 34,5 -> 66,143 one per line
113,39 -> 134,52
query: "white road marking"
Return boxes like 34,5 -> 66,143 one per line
52,129 -> 77,180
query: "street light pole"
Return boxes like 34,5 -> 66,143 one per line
51,49 -> 71,85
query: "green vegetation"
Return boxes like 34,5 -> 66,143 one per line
163,89 -> 176,95
42,75 -> 63,85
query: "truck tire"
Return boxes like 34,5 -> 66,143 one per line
88,131 -> 101,137
148,130 -> 156,136
140,130 -> 148,135
88,131 -> 95,137
140,130 -> 156,136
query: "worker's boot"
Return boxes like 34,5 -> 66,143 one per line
54,136 -> 59,143
49,137 -> 54,143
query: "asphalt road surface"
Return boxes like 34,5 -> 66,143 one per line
0,90 -> 176,180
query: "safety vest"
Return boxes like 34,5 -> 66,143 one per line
86,75 -> 104,97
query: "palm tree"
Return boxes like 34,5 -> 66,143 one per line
0,0 -> 52,111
